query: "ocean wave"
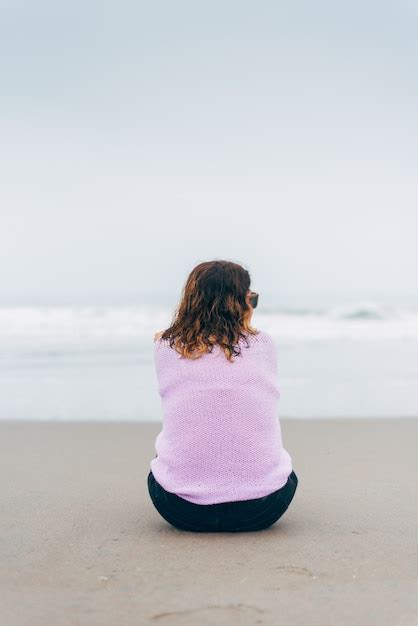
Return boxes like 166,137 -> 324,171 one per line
1,303 -> 418,350
327,302 -> 399,320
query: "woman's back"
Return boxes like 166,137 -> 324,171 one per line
150,330 -> 293,505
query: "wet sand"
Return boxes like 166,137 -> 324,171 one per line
1,419 -> 417,626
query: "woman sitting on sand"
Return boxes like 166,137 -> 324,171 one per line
147,259 -> 298,533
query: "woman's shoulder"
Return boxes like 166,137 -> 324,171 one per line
255,329 -> 274,341
153,330 -> 165,342
247,329 -> 276,346
153,331 -> 172,354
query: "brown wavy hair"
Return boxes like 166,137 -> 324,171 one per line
154,260 -> 259,362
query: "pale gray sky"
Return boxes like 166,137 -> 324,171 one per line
1,1 -> 417,306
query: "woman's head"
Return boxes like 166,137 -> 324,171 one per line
156,260 -> 259,362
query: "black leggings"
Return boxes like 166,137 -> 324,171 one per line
147,469 -> 298,533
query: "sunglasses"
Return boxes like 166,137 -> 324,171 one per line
249,291 -> 259,308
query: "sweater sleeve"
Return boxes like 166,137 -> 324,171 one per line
262,332 -> 279,379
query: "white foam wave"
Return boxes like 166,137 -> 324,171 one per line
1,304 -> 418,349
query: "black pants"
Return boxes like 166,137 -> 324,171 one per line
147,469 -> 298,533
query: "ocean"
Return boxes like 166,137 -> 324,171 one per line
1,300 -> 418,420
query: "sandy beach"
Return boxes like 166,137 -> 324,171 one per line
1,418 -> 417,626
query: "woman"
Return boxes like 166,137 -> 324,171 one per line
147,259 -> 298,532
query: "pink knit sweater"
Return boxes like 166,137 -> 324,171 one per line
150,330 -> 293,505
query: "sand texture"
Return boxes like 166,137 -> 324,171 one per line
1,419 -> 417,626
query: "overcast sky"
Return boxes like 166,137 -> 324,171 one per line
1,1 -> 417,307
